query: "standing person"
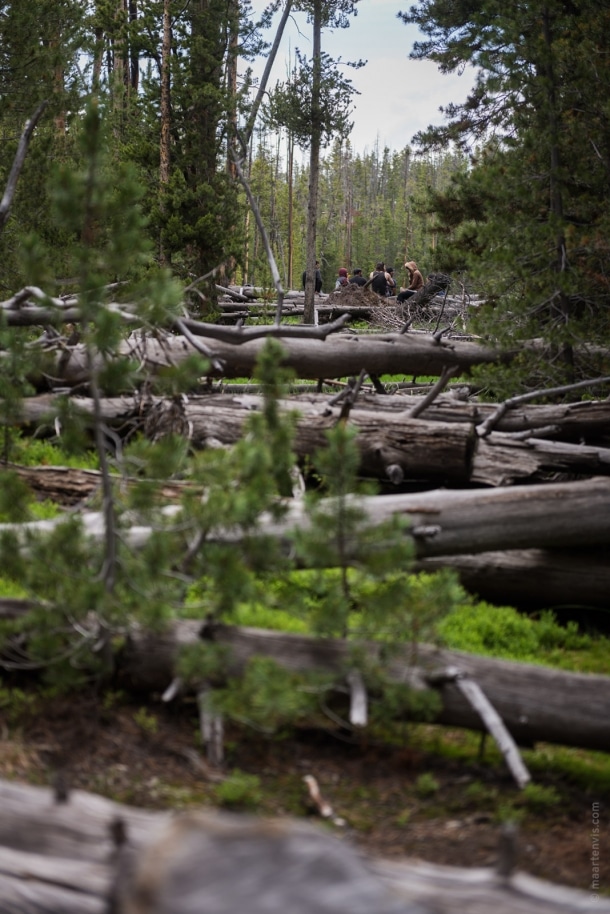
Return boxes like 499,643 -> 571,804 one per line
397,261 -> 424,303
369,261 -> 390,297
302,260 -> 323,294
349,267 -> 367,286
335,267 -> 349,289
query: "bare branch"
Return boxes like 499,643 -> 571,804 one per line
477,375 -> 610,437
0,101 -> 48,234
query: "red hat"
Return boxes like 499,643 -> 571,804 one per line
338,268 -> 348,277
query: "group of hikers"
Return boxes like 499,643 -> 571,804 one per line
303,260 -> 424,302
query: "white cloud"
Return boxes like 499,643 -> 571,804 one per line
245,0 -> 475,154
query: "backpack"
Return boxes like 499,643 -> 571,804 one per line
371,271 -> 388,296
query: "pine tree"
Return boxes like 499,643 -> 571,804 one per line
264,0 -> 364,319
402,0 -> 610,390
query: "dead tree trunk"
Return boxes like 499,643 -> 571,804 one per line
417,547 -> 610,614
38,331 -> 504,388
0,779 -> 605,914
118,621 -> 610,753
11,394 -> 610,487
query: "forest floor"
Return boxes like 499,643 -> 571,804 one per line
1,687 -> 604,895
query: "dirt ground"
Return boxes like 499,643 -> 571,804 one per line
0,689 -> 602,894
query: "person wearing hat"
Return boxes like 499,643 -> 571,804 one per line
397,261 -> 424,303
335,267 -> 349,289
349,267 -> 367,287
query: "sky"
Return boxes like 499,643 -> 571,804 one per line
245,0 -> 476,155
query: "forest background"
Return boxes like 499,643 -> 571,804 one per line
0,4 -> 609,898
0,0 -> 608,385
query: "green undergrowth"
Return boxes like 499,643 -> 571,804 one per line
437,602 -> 610,674
2,430 -> 100,470
188,580 -> 610,676
401,722 -> 610,795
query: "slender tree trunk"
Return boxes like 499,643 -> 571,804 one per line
129,0 -> 139,92
304,0 -> 322,324
288,131 -> 294,289
159,0 -> 172,267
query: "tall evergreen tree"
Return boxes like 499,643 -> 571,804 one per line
265,0 -> 363,321
401,0 -> 610,388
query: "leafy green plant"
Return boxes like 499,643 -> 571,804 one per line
133,708 -> 159,735
415,773 -> 440,798
0,686 -> 39,725
437,601 -> 598,664
517,783 -> 561,812
214,770 -> 262,810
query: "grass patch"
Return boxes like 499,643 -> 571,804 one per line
438,601 -> 609,673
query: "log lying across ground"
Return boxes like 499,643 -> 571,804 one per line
417,547 -> 610,614
39,330 -> 504,387
11,392 -> 610,487
119,620 -> 610,753
5,477 -> 610,560
3,477 -> 610,613
0,779 -> 605,914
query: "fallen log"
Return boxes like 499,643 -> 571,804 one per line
0,779 -> 605,914
38,330 -> 504,388
4,477 -> 610,560
417,547 -> 610,615
119,621 -> 610,752
10,393 -> 610,487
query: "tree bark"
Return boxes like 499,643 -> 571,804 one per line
14,391 -> 610,441
4,477 -> 610,560
303,0 -> 323,325
0,779 -> 604,914
13,392 -> 610,487
418,547 -> 610,614
118,621 -> 610,753
39,332 -> 503,388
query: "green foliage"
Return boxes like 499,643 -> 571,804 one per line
265,49 -> 361,148
0,686 -> 38,725
176,642 -> 233,687
214,770 -> 263,810
4,428 -> 100,469
368,678 -> 442,727
133,707 -> 159,736
0,471 -> 34,522
414,773 -> 440,798
210,657 -> 333,734
401,0 -> 610,387
518,783 -> 561,812
438,602 -> 596,664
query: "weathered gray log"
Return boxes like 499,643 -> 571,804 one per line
471,431 -> 610,485
11,390 -> 610,442
0,780 -> 605,914
38,331 -> 503,387
4,477 -> 610,560
418,547 -> 610,613
10,393 -> 610,486
119,621 -> 610,752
